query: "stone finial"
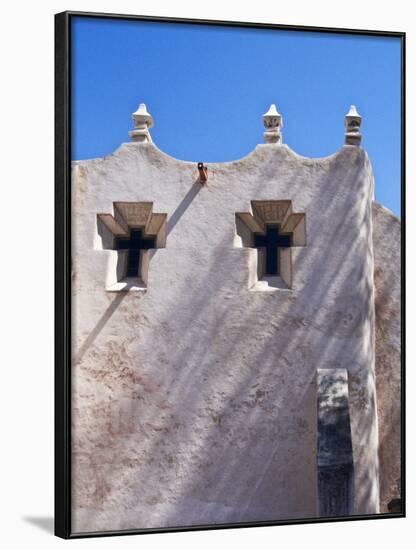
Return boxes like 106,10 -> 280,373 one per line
263,104 -> 283,144
129,103 -> 154,143
344,105 -> 362,146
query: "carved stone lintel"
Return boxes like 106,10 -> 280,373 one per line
251,200 -> 292,226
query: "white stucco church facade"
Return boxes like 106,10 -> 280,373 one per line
70,102 -> 401,533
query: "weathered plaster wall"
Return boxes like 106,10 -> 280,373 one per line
372,202 -> 401,513
71,141 -> 379,533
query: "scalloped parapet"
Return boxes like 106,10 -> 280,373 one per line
68,100 -> 391,533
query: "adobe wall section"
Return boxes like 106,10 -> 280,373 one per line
372,202 -> 402,513
71,141 -> 379,532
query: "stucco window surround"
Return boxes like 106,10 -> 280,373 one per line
235,200 -> 306,291
96,202 -> 167,291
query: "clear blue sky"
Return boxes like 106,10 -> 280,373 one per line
71,17 -> 402,217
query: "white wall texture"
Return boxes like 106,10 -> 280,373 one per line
71,137 -> 381,532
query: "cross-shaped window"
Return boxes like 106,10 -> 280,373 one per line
116,229 -> 156,277
97,202 -> 167,291
235,200 -> 306,290
254,225 -> 292,276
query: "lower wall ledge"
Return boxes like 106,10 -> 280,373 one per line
106,278 -> 147,292
250,276 -> 291,292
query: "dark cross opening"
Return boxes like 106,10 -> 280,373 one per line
254,225 -> 291,275
116,229 -> 156,277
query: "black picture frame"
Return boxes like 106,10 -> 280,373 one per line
55,10 -> 406,539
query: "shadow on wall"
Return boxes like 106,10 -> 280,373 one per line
73,155 -> 381,530
76,179 -> 203,364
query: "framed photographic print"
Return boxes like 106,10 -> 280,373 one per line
55,10 -> 405,539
